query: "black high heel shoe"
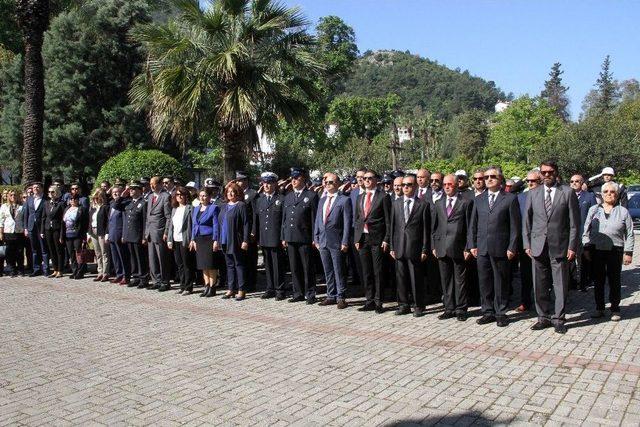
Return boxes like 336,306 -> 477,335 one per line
200,286 -> 210,297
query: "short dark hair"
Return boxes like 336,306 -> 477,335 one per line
540,160 -> 559,172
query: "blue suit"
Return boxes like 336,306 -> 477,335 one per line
191,203 -> 219,240
108,198 -> 130,280
22,195 -> 48,273
314,193 -> 352,300
576,191 -> 597,237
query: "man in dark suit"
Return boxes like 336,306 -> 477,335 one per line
354,170 -> 391,314
123,181 -> 149,289
432,174 -> 473,321
282,168 -> 319,304
106,185 -> 130,284
314,172 -> 352,309
145,176 -> 172,291
469,166 -> 521,327
515,170 -> 541,312
389,174 -> 431,317
524,160 -> 580,334
569,173 -> 597,292
23,182 -> 49,276
416,169 -> 431,201
346,168 -> 366,290
252,172 -> 286,300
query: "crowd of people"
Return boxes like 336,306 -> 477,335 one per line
0,161 -> 635,334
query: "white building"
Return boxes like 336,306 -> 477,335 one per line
495,100 -> 511,113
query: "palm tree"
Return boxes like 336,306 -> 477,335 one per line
16,0 -> 50,184
130,0 -> 324,181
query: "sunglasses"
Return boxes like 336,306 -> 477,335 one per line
569,180 -> 582,184
473,177 -> 484,181
443,183 -> 455,187
162,181 -> 171,185
526,179 -> 539,183
540,170 -> 555,176
401,183 -> 413,187
602,190 -> 617,194
363,176 -> 375,181
325,181 -> 335,185
71,187 -> 79,191
483,175 -> 498,180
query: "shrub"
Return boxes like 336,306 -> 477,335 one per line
95,149 -> 187,187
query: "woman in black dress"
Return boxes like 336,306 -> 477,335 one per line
41,186 -> 66,278
190,188 -> 220,297
217,183 -> 250,301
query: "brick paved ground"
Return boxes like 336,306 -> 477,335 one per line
1,238 -> 639,426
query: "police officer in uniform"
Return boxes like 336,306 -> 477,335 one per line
282,168 -> 319,303
123,181 -> 149,288
252,172 -> 286,300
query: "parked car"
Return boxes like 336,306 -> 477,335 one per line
628,194 -> 640,234
627,184 -> 640,200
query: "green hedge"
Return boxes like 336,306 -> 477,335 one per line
95,149 -> 187,187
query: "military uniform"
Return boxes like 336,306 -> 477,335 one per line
282,188 -> 319,302
123,196 -> 149,287
253,191 -> 285,298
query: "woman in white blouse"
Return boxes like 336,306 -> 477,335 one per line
167,187 -> 195,295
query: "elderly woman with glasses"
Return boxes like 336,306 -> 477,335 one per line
582,181 -> 635,321
41,186 -> 66,278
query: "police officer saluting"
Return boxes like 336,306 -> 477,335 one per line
282,168 -> 319,304
252,172 -> 286,300
123,181 -> 149,288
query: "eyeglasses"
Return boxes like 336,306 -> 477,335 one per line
569,180 -> 582,184
540,170 -> 555,176
483,175 -> 498,180
443,183 -> 456,187
431,179 -> 441,183
363,176 -> 375,181
325,181 -> 335,185
473,177 -> 484,181
162,181 -> 171,185
526,179 -> 539,183
602,190 -> 617,194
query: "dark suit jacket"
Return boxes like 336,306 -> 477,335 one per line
281,189 -> 318,244
458,188 -> 475,202
432,195 -> 472,259
89,205 -> 109,236
41,199 -> 66,232
314,193 -> 352,249
252,193 -> 284,248
468,190 -> 520,257
576,191 -> 597,236
167,204 -> 193,245
107,198 -> 130,242
354,190 -> 391,245
389,197 -> 431,260
219,202 -> 250,255
123,198 -> 147,243
23,195 -> 46,232
524,184 -> 580,258
144,192 -> 171,243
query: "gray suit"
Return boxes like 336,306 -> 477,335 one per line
524,184 -> 580,324
145,191 -> 172,286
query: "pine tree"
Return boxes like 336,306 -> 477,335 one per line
593,55 -> 620,114
541,62 -> 570,122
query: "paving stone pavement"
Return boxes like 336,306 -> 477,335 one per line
1,239 -> 639,426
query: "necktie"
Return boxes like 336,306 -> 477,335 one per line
545,188 -> 552,217
489,193 -> 495,210
152,194 -> 157,205
404,199 -> 411,223
418,189 -> 424,199
446,198 -> 453,217
267,195 -> 271,204
364,192 -> 373,232
295,192 -> 300,201
324,195 -> 333,224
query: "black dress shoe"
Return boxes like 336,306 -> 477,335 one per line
29,270 -> 42,277
200,286 -> 210,297
456,313 -> 467,321
261,292 -> 276,299
476,314 -> 496,325
127,281 -> 138,288
438,311 -> 455,320
147,284 -> 159,290
554,323 -> 568,334
375,305 -> 385,314
158,284 -> 171,292
530,320 -> 553,330
496,317 -> 509,327
137,282 -> 147,289
288,296 -> 305,303
413,307 -> 425,317
275,295 -> 287,301
357,303 -> 376,312
395,306 -> 411,316
306,297 -> 317,305
205,288 -> 215,297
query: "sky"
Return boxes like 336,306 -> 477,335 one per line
201,1 -> 640,120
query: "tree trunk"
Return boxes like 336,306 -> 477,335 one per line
17,0 -> 50,185
221,127 -> 251,183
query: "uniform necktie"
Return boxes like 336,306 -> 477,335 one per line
267,195 -> 271,203
324,195 -> 333,224
364,192 -> 373,232
404,199 -> 411,223
446,198 -> 453,217
545,188 -> 552,217
489,193 -> 495,210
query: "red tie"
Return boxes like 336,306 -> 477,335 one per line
324,195 -> 333,224
152,194 -> 157,205
363,192 -> 372,232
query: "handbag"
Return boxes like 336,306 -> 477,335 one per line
76,242 -> 95,264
